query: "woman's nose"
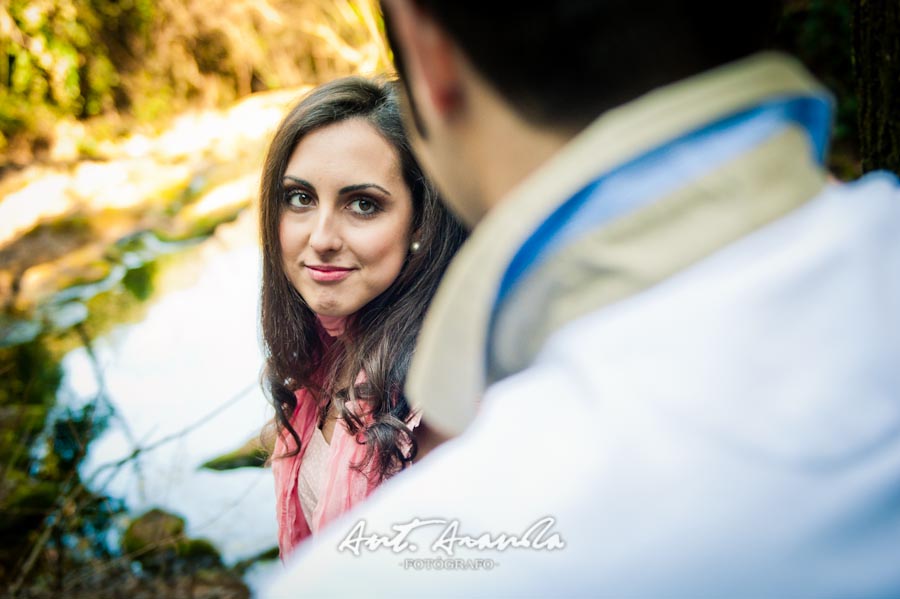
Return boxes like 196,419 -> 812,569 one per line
308,210 -> 343,254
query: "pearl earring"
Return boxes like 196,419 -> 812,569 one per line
410,240 -> 421,253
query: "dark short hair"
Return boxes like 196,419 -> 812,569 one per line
384,1 -> 778,131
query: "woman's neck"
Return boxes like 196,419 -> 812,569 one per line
316,314 -> 347,338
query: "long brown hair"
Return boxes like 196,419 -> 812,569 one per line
259,77 -> 466,481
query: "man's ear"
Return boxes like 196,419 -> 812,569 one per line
383,0 -> 463,119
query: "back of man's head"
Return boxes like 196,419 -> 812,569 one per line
397,1 -> 779,131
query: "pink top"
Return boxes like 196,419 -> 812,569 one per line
271,316 -> 420,558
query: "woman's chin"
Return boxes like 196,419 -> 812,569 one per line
309,301 -> 354,319
315,309 -> 350,318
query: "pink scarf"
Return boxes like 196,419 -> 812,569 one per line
271,387 -> 379,558
271,315 -> 420,558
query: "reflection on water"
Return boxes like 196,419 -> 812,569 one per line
0,334 -> 122,593
60,210 -> 279,588
0,207 -> 281,593
63,211 -> 275,561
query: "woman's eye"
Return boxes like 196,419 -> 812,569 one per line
348,198 -> 378,216
285,190 -> 314,208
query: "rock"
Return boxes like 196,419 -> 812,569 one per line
122,509 -> 247,597
122,508 -> 186,559
15,244 -> 112,311
176,538 -> 222,569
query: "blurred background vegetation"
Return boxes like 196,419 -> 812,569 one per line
2,1 -> 389,597
0,1 -> 897,597
1,0 -> 388,168
1,0 -> 896,175
771,0 -> 858,177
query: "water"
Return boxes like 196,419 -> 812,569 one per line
58,210 -> 280,589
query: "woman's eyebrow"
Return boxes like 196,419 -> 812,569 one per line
283,176 -> 315,192
339,183 -> 391,196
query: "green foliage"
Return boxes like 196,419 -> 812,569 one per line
0,339 -> 62,472
0,336 -> 62,404
1,0 -> 388,163
176,538 -> 223,568
773,0 -> 860,177
201,437 -> 267,471
0,336 -> 125,590
779,1 -> 855,137
121,262 -> 156,301
51,403 -> 110,470
0,0 -> 153,146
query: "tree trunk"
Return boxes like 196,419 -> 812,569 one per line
852,0 -> 900,175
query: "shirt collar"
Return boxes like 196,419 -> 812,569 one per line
406,52 -> 830,437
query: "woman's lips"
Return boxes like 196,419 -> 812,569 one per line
305,265 -> 354,282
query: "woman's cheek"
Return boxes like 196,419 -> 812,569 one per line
278,217 -> 301,256
356,221 -> 406,263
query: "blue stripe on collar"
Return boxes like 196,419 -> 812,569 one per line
493,94 -> 832,316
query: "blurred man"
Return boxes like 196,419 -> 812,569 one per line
266,2 -> 900,595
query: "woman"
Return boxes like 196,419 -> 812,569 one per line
259,77 -> 465,558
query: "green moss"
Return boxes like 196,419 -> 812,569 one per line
0,405 -> 49,468
201,437 -> 267,471
122,508 -> 186,557
2,477 -> 58,518
231,545 -> 279,575
0,338 -> 62,407
121,262 -> 156,301
176,538 -> 222,566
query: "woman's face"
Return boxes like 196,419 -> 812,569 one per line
279,118 -> 414,318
